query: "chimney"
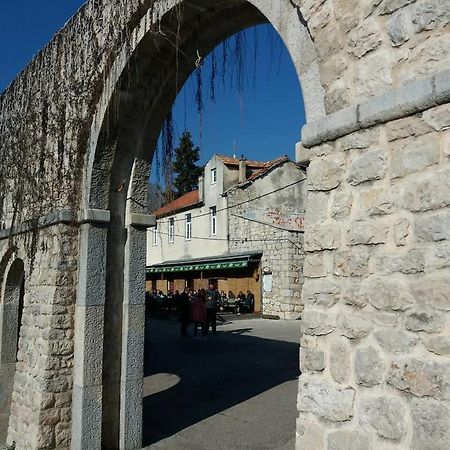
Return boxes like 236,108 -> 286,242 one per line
239,158 -> 246,183
198,175 -> 204,202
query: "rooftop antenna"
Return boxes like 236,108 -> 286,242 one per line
233,140 -> 237,159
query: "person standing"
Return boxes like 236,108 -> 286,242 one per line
206,282 -> 219,335
192,290 -> 207,340
178,287 -> 191,337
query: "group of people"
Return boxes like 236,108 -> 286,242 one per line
218,290 -> 255,314
178,283 -> 220,339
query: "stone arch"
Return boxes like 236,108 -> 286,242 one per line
0,256 -> 25,445
73,1 -> 317,449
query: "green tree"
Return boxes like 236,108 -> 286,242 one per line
173,131 -> 203,197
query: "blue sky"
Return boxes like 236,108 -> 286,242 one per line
0,1 -> 306,172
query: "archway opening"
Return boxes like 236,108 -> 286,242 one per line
0,258 -> 24,445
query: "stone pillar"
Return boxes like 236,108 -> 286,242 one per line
120,213 -> 154,449
71,211 -> 110,450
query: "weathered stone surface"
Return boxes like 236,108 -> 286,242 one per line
348,20 -> 382,58
301,311 -> 336,336
423,335 -> 450,355
347,149 -> 386,186
298,380 -> 355,422
303,253 -> 327,278
305,191 -> 329,224
412,275 -> 450,310
416,212 -> 450,242
374,328 -> 418,353
411,0 -> 450,33
397,169 -> 450,212
302,350 -> 325,372
423,103 -> 450,131
308,153 -> 346,191
347,219 -> 389,245
331,190 -> 353,220
387,9 -> 411,46
358,187 -> 392,217
334,248 -> 370,277
359,396 -> 407,440
385,114 -> 433,142
377,249 -> 424,274
339,314 -> 373,339
338,128 -> 378,151
393,217 -> 410,246
380,0 -> 415,15
305,224 -> 341,252
410,398 -> 450,450
342,281 -> 368,308
330,339 -> 351,384
424,242 -> 450,270
387,357 -> 450,398
355,346 -> 384,386
367,276 -> 415,311
327,430 -> 371,450
302,278 -> 340,307
296,417 -> 325,450
391,134 -> 440,179
406,310 -> 445,333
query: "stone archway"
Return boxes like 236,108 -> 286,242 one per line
0,257 -> 24,444
74,2 -> 317,448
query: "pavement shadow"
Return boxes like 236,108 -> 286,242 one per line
142,317 -> 300,446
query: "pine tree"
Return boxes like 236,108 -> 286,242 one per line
173,131 -> 203,197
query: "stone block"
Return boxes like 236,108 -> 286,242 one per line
329,339 -> 350,384
393,217 -> 410,246
385,114 -> 433,142
359,77 -> 435,128
397,169 -> 450,212
366,276 -> 415,311
416,212 -> 450,242
304,224 -> 340,252
412,0 -> 450,33
358,187 -> 392,217
301,311 -> 336,336
331,190 -> 353,220
387,357 -> 450,398
376,249 -> 425,274
327,430 -> 371,450
307,153 -> 346,191
342,281 -> 368,308
298,379 -> 355,422
359,396 -> 407,440
355,346 -> 384,386
435,69 -> 450,105
406,310 -> 445,333
302,350 -> 325,372
425,242 -> 450,270
305,191 -> 329,224
380,0 -> 415,15
423,335 -> 450,355
303,253 -> 327,278
339,314 -> 373,339
347,149 -> 386,185
423,103 -> 450,131
348,19 -> 382,58
387,9 -> 411,46
374,328 -> 418,353
347,219 -> 389,245
301,278 -> 340,307
412,275 -> 450,310
333,248 -> 370,277
391,134 -> 440,179
338,127 -> 379,151
296,418 -> 325,450
410,398 -> 450,450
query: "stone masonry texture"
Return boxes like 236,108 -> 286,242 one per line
0,0 -> 449,449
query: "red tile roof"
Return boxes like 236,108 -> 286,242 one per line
245,156 -> 289,182
152,190 -> 200,217
216,155 -> 266,168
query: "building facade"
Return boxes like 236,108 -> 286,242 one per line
146,154 -> 307,318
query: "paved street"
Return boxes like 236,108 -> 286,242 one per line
142,316 -> 301,450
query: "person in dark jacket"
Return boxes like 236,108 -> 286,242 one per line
205,283 -> 220,335
178,288 -> 191,337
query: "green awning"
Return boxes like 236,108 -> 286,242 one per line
147,258 -> 249,274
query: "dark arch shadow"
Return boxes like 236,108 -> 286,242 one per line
142,318 -> 300,447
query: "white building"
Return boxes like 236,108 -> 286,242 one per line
146,154 -> 307,318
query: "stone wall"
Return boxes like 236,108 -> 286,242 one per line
227,163 -> 307,319
0,225 -> 77,449
297,103 -> 450,449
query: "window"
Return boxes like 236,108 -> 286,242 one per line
211,168 -> 217,184
152,224 -> 158,246
210,206 -> 217,236
185,213 -> 192,240
168,218 -> 174,243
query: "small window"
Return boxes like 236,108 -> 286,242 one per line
211,168 -> 217,185
210,206 -> 217,236
152,224 -> 158,246
185,213 -> 192,240
168,218 -> 175,243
